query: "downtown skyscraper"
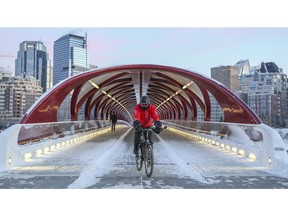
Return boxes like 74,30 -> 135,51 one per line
53,34 -> 89,85
15,41 -> 51,92
239,61 -> 288,125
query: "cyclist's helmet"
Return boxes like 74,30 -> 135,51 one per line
140,95 -> 150,110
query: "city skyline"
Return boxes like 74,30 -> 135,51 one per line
1,28 -> 288,78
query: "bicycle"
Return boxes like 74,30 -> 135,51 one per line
135,125 -> 167,177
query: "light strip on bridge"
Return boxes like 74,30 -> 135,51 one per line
182,81 -> 193,89
89,80 -> 99,89
168,126 -> 257,162
89,80 -> 133,121
156,81 -> 193,109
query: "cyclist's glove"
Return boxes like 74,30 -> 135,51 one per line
133,120 -> 141,128
133,120 -> 144,134
154,121 -> 162,134
136,126 -> 144,134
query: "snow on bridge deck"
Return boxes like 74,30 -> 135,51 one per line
0,125 -> 288,189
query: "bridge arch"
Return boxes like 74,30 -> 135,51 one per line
19,64 -> 261,124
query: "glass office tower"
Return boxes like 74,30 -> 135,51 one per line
53,34 -> 89,85
15,41 -> 51,92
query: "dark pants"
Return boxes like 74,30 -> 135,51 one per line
133,130 -> 153,153
111,122 -> 116,131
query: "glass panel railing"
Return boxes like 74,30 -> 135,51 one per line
163,120 -> 263,142
17,120 -> 110,145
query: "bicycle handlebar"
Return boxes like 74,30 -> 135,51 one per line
142,125 -> 168,133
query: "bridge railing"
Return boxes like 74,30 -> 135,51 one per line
0,120 -> 129,170
17,120 -> 109,145
163,120 -> 288,170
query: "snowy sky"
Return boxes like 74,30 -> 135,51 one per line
2,1 -> 288,78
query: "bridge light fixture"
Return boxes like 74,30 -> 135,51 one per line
175,90 -> 181,95
268,157 -> 272,165
24,153 -> 32,159
231,147 -> 237,153
182,81 -> 193,90
89,80 -> 99,89
249,153 -> 256,161
8,157 -> 12,165
238,149 -> 245,156
36,149 -> 43,155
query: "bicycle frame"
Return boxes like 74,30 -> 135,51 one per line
136,128 -> 154,177
140,128 -> 153,145
135,125 -> 167,177
139,129 -> 153,157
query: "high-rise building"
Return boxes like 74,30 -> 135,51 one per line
211,65 -> 239,92
46,65 -> 53,91
239,62 -> 288,121
15,41 -> 51,92
53,34 -> 89,85
195,93 -> 224,122
0,68 -> 12,119
0,76 -> 42,119
235,59 -> 250,76
0,66 -> 11,82
210,64 -> 241,122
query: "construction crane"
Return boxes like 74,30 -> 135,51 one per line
0,55 -> 16,71
0,55 -> 16,58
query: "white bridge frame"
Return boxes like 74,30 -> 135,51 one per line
1,120 -> 288,172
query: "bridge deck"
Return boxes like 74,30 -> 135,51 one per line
0,126 -> 288,189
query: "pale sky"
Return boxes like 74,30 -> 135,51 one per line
1,27 -> 288,77
1,1 -> 288,78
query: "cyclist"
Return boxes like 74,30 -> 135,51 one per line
133,95 -> 162,156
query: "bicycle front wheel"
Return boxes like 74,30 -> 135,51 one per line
144,145 -> 154,177
136,147 -> 143,171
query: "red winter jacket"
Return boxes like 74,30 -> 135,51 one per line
134,104 -> 160,128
